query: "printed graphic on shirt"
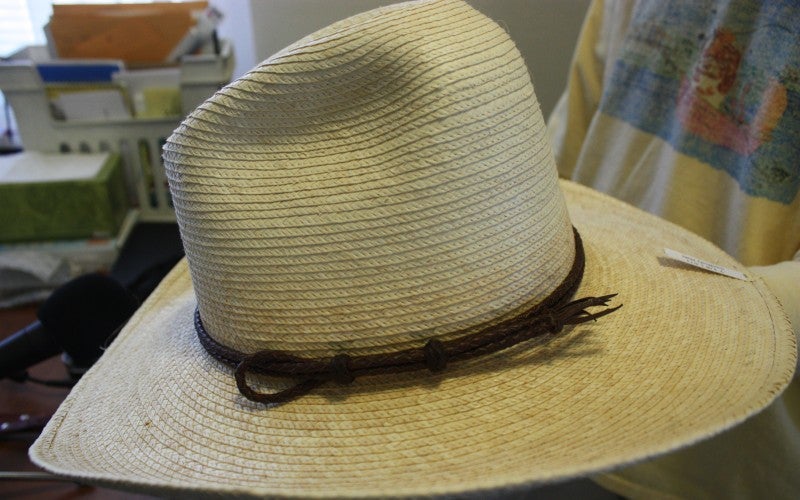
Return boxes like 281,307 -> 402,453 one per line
600,0 -> 800,204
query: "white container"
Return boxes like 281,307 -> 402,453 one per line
0,41 -> 234,221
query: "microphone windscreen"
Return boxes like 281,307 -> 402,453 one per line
37,274 -> 140,367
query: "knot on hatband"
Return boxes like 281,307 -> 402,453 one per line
196,228 -> 623,406
423,339 -> 448,372
329,354 -> 355,385
542,311 -> 563,334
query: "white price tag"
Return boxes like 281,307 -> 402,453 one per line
663,248 -> 748,281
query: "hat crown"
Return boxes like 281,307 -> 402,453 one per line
163,0 -> 575,357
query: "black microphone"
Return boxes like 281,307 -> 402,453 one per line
0,273 -> 139,381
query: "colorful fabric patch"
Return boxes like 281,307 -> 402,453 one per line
600,0 -> 800,204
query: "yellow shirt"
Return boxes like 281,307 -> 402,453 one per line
548,0 -> 800,498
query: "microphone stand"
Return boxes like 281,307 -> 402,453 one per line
0,471 -> 76,482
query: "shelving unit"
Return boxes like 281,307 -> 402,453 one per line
0,41 -> 234,222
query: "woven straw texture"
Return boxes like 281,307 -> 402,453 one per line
163,0 -> 574,357
30,0 -> 796,497
30,180 -> 795,498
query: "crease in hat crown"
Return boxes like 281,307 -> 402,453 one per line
162,0 -> 576,358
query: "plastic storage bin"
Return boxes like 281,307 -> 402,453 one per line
0,41 -> 234,222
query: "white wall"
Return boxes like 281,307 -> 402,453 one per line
211,0 -> 258,80
243,0 -> 590,119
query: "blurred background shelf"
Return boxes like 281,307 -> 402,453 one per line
0,40 -> 234,222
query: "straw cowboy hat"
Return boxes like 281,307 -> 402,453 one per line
30,0 -> 795,497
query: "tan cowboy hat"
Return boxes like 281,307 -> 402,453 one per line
30,0 -> 795,497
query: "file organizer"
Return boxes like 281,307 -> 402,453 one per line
0,41 -> 234,222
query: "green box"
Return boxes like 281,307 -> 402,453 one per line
0,152 -> 129,243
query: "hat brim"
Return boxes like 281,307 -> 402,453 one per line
30,180 -> 796,498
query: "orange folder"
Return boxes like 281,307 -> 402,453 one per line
49,2 -> 208,67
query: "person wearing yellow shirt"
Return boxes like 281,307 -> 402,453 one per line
548,0 -> 800,498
